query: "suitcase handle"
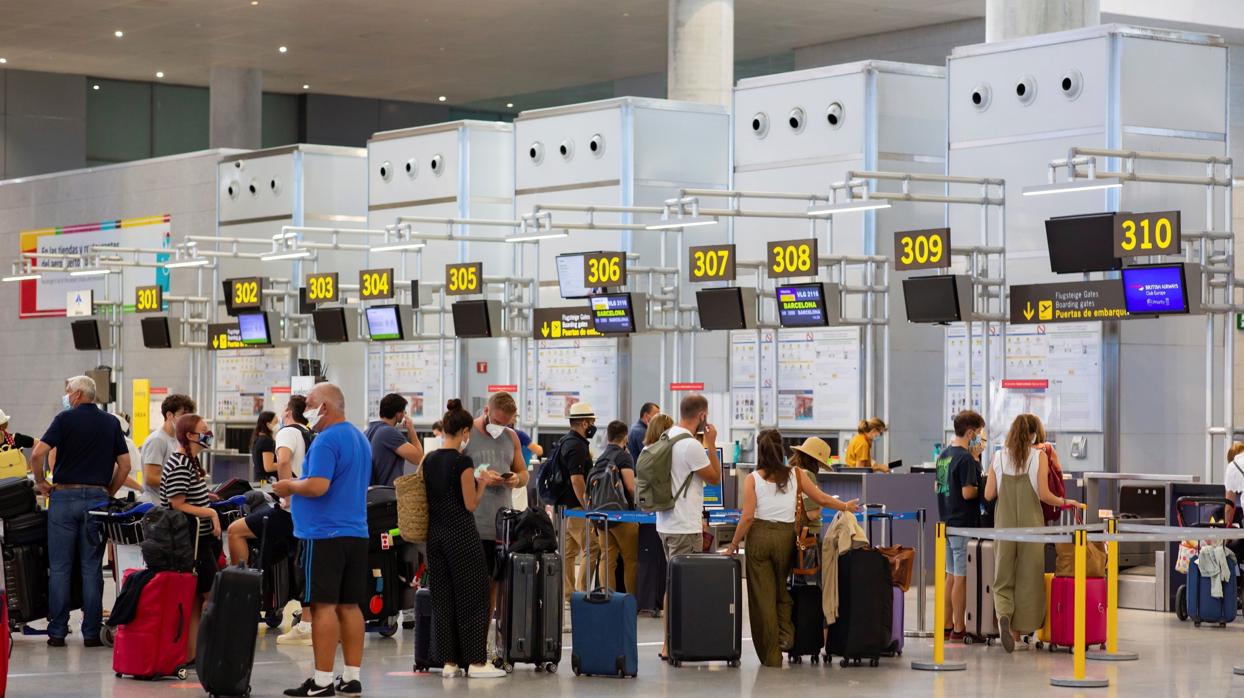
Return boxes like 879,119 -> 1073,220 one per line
583,511 -> 611,596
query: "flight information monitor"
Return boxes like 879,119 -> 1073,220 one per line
776,283 -> 829,328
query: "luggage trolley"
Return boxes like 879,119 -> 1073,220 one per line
90,501 -> 153,647
1173,496 -> 1241,625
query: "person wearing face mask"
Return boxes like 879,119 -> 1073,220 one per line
935,410 -> 986,643
983,413 -> 1082,653
553,401 -> 599,609
139,393 -> 196,505
844,417 -> 889,472
161,413 -> 223,663
251,410 -> 278,483
365,393 -> 426,488
29,375 -> 131,648
464,391 -> 529,614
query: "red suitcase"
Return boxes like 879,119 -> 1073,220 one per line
1042,575 -> 1106,651
1,589 -> 9,697
112,570 -> 197,680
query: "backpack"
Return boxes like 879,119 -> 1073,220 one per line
284,424 -> 315,452
1041,446 -> 1067,524
536,437 -> 572,506
495,506 -> 558,558
587,448 -> 630,514
634,431 -> 695,513
139,506 -> 195,572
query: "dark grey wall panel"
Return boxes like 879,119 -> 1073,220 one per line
378,100 -> 449,132
304,94 -> 379,146
7,69 -> 85,118
5,113 -> 85,177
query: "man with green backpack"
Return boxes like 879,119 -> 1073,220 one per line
634,394 -> 721,661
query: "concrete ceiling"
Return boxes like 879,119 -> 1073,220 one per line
0,0 -> 983,103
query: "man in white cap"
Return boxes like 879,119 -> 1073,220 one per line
555,402 -> 598,608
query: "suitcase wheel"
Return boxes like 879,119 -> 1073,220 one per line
788,653 -> 802,664
1195,621 -> 1202,628
671,659 -> 682,668
840,659 -> 849,668
727,659 -> 740,668
1176,585 -> 1188,621
378,616 -> 399,638
810,655 -> 819,665
176,667 -> 188,680
870,658 -> 879,667
1220,622 -> 1227,628
503,663 -> 514,674
101,624 -> 115,647
544,662 -> 557,674
1034,641 -> 1043,650
263,610 -> 283,628
962,634 -> 974,645
115,673 -> 122,678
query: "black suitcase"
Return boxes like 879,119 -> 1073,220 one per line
196,565 -> 262,697
635,523 -> 666,614
497,551 -> 562,670
788,581 -> 824,664
366,486 -> 398,534
412,587 -> 441,671
0,478 -> 35,520
825,548 -> 893,667
667,554 -> 742,666
3,543 -> 48,624
362,547 -> 402,636
3,510 -> 46,547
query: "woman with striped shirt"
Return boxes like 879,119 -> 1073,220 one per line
160,413 -> 221,664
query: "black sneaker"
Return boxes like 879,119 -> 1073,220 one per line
284,678 -> 335,697
83,637 -> 104,648
335,678 -> 362,696
47,637 -> 66,648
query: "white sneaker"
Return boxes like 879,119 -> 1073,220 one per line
276,622 -> 314,646
442,663 -> 463,678
468,663 -> 506,679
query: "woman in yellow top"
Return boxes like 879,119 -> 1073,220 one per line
844,418 -> 888,472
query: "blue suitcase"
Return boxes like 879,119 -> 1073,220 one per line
1186,554 -> 1237,626
570,514 -> 638,678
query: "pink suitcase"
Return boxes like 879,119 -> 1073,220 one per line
1045,576 -> 1106,651
112,570 -> 197,680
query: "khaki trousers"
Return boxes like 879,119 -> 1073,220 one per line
595,522 -> 639,593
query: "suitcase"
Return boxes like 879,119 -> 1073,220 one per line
1185,554 -> 1238,627
412,587 -> 441,672
886,584 -> 905,656
497,551 -> 562,671
635,523 -> 666,614
3,509 -> 46,547
210,479 -> 252,501
667,554 -> 742,666
363,547 -> 402,636
197,565 -> 262,697
366,486 -> 398,534
964,538 -> 999,644
0,590 -> 8,697
113,570 -> 197,681
570,514 -> 638,678
3,543 -> 48,623
825,548 -> 893,666
0,478 -> 35,520
787,582 -> 824,664
1038,573 -> 1107,651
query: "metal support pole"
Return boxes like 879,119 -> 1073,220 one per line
904,508 -> 932,638
911,522 -> 965,672
1088,518 -> 1138,661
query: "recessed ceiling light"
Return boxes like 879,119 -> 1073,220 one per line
302,84 -> 310,90
438,96 -> 447,102
623,11 -> 630,17
506,102 -> 514,108
155,71 -> 164,79
0,58 -> 7,64
251,0 -> 259,4
278,45 -> 287,53
114,30 -> 124,38
92,84 -> 100,90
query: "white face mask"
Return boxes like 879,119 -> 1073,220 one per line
303,405 -> 323,430
486,423 -> 505,439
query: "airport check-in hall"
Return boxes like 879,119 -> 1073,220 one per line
2,2 -> 1244,696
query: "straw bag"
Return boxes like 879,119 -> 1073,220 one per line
393,471 -> 428,543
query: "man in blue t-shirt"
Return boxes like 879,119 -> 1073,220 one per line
273,382 -> 370,697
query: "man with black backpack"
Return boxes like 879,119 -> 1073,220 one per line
589,420 -> 638,594
540,402 -> 598,609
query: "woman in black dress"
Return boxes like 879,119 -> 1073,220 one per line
249,410 -> 277,483
424,399 -> 505,679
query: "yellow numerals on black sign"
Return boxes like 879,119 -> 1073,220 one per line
583,252 -> 626,287
767,239 -> 817,278
359,268 -> 394,300
135,285 -> 163,313
446,262 -> 482,295
893,228 -> 950,271
689,244 -> 735,282
230,277 -> 262,309
305,272 -> 338,304
1114,211 -> 1180,257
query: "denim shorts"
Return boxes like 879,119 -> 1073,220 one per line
946,534 -> 969,577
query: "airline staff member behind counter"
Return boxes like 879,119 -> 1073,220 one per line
844,418 -> 890,473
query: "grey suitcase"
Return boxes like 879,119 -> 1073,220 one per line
668,554 -> 742,666
964,538 -> 999,644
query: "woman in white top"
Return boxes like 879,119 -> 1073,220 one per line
727,430 -> 859,667
983,413 -> 1081,653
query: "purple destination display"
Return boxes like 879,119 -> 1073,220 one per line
776,283 -> 828,327
1121,265 -> 1188,315
590,293 -> 636,333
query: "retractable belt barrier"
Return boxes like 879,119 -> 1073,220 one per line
916,520 -> 1244,686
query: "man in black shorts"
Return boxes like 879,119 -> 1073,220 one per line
274,384 -> 371,697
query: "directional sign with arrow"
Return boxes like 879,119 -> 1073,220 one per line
207,322 -> 246,350
1010,280 -> 1128,325
531,307 -> 602,341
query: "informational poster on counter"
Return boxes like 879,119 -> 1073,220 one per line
18,214 -> 172,319
367,342 -> 457,424
729,327 -> 861,430
526,339 -> 619,427
215,347 -> 293,421
945,322 -> 1102,432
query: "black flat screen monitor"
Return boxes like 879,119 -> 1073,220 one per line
697,287 -> 748,330
140,316 -> 172,349
71,319 -> 102,350
776,283 -> 829,328
365,305 -> 404,341
903,275 -> 963,323
556,252 -> 591,299
452,300 -> 493,338
312,307 -> 349,343
1045,212 -> 1124,274
237,312 -> 272,345
590,293 -> 636,334
1121,264 -> 1189,315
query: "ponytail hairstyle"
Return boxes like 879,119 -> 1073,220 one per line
1228,441 -> 1244,464
756,429 -> 793,493
857,417 -> 887,435
174,413 -> 208,480
1005,413 -> 1045,475
442,399 -> 473,437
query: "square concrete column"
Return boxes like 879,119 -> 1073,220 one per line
210,66 -> 262,150
667,0 -> 733,108
986,0 -> 1099,41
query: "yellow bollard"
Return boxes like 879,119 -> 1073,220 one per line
1088,518 -> 1138,662
1052,529 -> 1109,688
912,523 -> 966,671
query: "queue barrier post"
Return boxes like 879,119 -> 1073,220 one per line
911,522 -> 966,672
1088,518 -> 1138,662
1051,529 -> 1109,688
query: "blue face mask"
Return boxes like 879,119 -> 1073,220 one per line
968,434 -> 981,449
62,394 -> 72,411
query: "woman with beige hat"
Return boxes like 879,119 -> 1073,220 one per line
790,437 -> 834,528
